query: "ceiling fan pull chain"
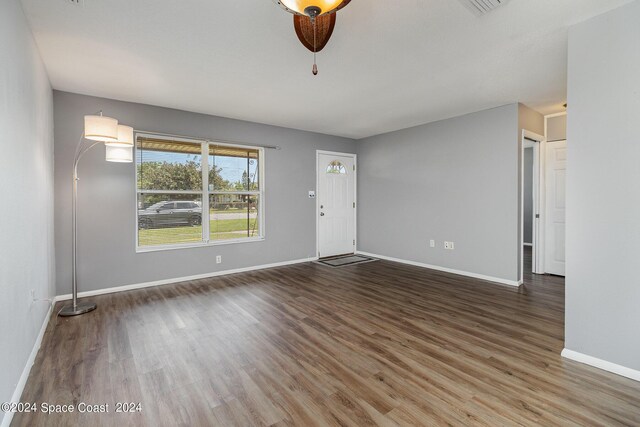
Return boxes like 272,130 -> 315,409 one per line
312,18 -> 318,75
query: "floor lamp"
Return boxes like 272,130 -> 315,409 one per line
59,113 -> 133,317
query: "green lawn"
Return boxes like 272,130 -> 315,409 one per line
139,218 -> 259,246
210,218 -> 258,233
211,208 -> 257,214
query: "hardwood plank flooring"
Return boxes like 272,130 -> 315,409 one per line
12,249 -> 640,426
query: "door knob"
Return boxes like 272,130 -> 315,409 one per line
320,212 -> 325,216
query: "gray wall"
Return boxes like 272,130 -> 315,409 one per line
0,0 -> 54,420
53,92 -> 355,295
523,147 -> 533,244
565,0 -> 640,371
547,114 -> 567,141
356,104 -> 521,282
518,104 -> 545,138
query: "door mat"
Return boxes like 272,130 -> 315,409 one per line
317,254 -> 378,268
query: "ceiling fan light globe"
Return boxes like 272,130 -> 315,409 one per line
278,0 -> 349,16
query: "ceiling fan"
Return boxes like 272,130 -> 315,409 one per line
272,0 -> 352,75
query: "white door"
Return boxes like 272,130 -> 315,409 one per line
545,140 -> 567,276
318,153 -> 356,258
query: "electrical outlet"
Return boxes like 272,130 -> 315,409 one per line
216,255 -> 222,264
444,241 -> 455,250
430,239 -> 435,248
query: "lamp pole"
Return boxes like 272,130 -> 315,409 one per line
59,136 -> 100,317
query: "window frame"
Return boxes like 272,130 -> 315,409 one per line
135,132 -> 265,253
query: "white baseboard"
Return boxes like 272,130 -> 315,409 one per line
356,251 -> 520,287
561,348 -> 640,382
1,303 -> 54,427
54,257 -> 318,302
523,242 -> 533,247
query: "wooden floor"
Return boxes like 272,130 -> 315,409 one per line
13,248 -> 640,426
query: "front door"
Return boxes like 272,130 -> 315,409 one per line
545,140 -> 567,276
318,153 -> 356,258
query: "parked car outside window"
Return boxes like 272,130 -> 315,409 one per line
138,200 -> 202,229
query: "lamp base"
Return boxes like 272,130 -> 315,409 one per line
59,302 -> 97,317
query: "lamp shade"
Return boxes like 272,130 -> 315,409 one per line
107,125 -> 134,148
105,145 -> 133,163
277,0 -> 350,16
84,115 -> 118,142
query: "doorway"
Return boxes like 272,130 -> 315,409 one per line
521,130 -> 544,282
316,151 -> 357,258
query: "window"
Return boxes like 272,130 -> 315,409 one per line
136,134 -> 264,250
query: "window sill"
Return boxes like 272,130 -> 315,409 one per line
136,236 -> 265,254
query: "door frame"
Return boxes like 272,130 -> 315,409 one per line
521,130 -> 546,281
316,150 -> 357,258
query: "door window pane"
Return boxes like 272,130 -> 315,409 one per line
327,161 -> 346,174
138,193 -> 202,247
210,194 -> 260,241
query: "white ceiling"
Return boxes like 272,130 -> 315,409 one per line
20,0 -> 632,139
